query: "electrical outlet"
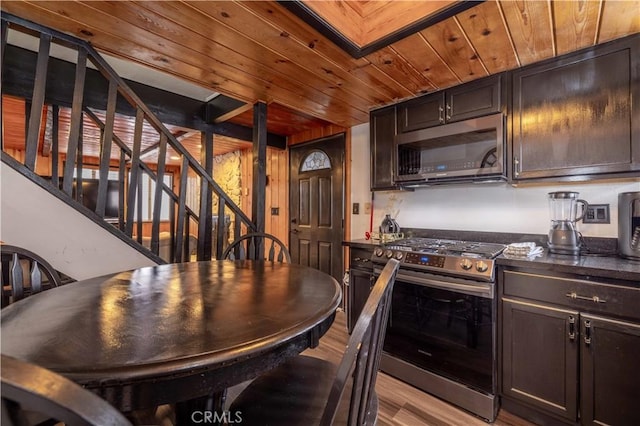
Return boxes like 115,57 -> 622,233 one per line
364,203 -> 371,214
583,204 -> 610,224
352,203 -> 360,215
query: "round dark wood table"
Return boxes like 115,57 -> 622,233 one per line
1,260 -> 341,412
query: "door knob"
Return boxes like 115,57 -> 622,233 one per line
292,229 -> 299,234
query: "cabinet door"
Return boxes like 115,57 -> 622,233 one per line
513,37 -> 639,180
348,269 -> 374,333
370,106 -> 397,190
502,299 -> 579,421
397,92 -> 445,132
446,74 -> 502,123
581,314 -> 640,426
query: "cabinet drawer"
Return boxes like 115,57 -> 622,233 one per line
502,270 -> 640,321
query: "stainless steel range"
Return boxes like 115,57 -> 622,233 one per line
371,237 -> 506,421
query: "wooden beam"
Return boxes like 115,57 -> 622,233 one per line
251,101 -> 267,236
205,95 -> 246,123
136,130 -> 190,162
3,44 -> 285,147
213,103 -> 253,124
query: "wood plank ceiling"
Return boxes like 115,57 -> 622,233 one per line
2,0 -> 639,150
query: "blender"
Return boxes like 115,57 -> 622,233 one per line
547,191 -> 588,255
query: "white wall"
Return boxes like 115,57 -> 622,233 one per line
349,122 -> 640,239
1,165 -> 157,280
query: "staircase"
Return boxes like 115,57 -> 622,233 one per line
1,13 -> 257,279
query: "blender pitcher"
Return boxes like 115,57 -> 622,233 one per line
547,191 -> 588,255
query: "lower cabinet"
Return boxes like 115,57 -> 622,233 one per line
502,299 -> 579,421
580,314 -> 640,426
347,247 -> 375,332
348,268 -> 374,332
500,269 -> 640,425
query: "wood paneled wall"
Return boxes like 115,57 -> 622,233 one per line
240,147 -> 290,248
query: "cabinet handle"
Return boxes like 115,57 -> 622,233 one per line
584,320 -> 592,345
446,103 -> 451,120
565,292 -> 607,303
568,315 -> 576,341
353,257 -> 370,263
438,106 -> 444,123
514,156 -> 520,177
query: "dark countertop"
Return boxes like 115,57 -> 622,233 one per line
497,250 -> 640,283
343,239 -> 379,250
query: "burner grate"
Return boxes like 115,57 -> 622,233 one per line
386,238 -> 506,259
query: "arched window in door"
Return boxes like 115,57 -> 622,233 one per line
300,150 -> 331,172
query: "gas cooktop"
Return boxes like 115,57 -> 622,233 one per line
371,237 -> 507,281
385,238 -> 507,259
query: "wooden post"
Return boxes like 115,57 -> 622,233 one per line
25,34 -> 51,172
198,128 -> 214,261
252,102 -> 267,231
252,101 -> 268,259
62,48 -> 87,195
0,19 -> 7,151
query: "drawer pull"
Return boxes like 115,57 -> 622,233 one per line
353,257 -> 370,263
566,292 -> 606,303
584,320 -> 592,345
568,315 -> 576,341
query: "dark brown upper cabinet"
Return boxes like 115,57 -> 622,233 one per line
370,105 -> 398,190
397,74 -> 504,133
512,34 -> 640,181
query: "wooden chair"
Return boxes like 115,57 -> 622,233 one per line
1,354 -> 132,426
229,258 -> 400,425
222,232 -> 291,263
1,245 -> 62,308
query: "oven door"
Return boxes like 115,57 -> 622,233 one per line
375,268 -> 495,394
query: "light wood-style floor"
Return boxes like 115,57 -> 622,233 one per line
301,310 -> 535,426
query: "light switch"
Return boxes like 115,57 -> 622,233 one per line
352,203 -> 360,215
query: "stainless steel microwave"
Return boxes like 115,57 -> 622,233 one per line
394,113 -> 505,184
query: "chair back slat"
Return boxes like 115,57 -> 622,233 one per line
1,354 -> 132,425
223,232 -> 291,263
30,260 -> 43,294
9,253 -> 24,301
320,258 -> 399,426
1,245 -> 62,307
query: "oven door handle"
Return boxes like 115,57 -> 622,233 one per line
375,268 -> 494,299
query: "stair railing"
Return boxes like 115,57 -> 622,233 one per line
1,13 -> 256,263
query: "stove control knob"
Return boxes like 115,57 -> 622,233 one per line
385,250 -> 394,259
476,261 -> 489,273
394,252 -> 404,260
375,248 -> 384,257
460,258 -> 473,270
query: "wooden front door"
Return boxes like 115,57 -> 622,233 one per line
289,134 -> 344,282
